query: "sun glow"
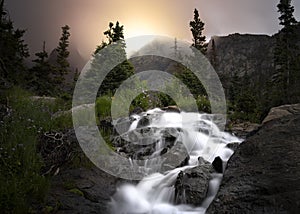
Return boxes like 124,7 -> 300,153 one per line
125,23 -> 157,38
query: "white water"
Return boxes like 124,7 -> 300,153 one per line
110,109 -> 243,214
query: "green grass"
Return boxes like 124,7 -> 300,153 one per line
0,87 -> 73,212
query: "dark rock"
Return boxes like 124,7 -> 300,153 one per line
44,167 -> 126,214
160,141 -> 189,172
175,157 -> 214,205
229,121 -> 260,139
262,103 -> 300,124
112,117 -> 131,135
130,106 -> 144,115
226,142 -> 240,152
207,104 -> 300,213
207,34 -> 275,91
99,119 -> 113,132
136,116 -> 150,128
111,127 -> 182,161
212,156 -> 223,173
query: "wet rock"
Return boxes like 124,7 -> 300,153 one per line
175,157 -> 214,205
112,127 -> 182,161
112,117 -> 131,135
160,141 -> 190,172
208,104 -> 300,213
136,116 -> 150,128
130,106 -> 144,115
212,156 -> 223,173
226,142 -> 240,152
229,121 -> 260,138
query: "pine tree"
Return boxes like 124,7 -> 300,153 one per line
0,0 -> 29,85
28,41 -> 54,95
54,25 -> 71,90
83,21 -> 134,97
190,9 -> 207,54
277,0 -> 297,29
272,0 -> 299,104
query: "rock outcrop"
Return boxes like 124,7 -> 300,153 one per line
207,104 -> 300,213
45,167 -> 121,214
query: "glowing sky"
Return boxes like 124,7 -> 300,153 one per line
5,0 -> 300,59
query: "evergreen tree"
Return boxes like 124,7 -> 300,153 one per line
175,67 -> 207,97
84,21 -> 134,97
190,9 -> 207,54
277,0 -> 297,28
173,9 -> 208,98
0,0 -> 29,86
28,41 -> 54,95
54,25 -> 71,90
272,0 -> 299,104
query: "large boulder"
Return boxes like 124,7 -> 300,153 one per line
44,167 -> 126,214
208,104 -> 300,213
262,103 -> 300,124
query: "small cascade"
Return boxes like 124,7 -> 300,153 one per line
110,108 -> 243,214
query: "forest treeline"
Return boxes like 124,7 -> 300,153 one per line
1,0 -> 299,122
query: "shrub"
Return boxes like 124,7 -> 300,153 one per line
95,95 -> 112,119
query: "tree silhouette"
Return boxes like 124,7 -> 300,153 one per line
0,0 -> 29,86
28,41 -> 54,95
273,0 -> 299,104
83,21 -> 134,97
190,9 -> 207,54
54,25 -> 71,89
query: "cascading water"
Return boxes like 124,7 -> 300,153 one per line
110,108 -> 243,214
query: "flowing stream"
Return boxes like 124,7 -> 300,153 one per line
110,108 -> 242,214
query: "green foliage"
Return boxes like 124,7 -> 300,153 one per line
83,21 -> 134,97
196,95 -> 211,113
53,25 -> 71,93
0,88 -> 50,212
96,95 -> 112,119
68,188 -> 84,197
27,41 -> 55,95
50,112 -> 73,131
190,8 -> 207,54
271,0 -> 299,105
227,72 -> 262,122
157,93 -> 176,107
0,87 -> 78,212
130,92 -> 150,111
100,60 -> 135,95
0,0 -> 29,86
175,67 -> 207,97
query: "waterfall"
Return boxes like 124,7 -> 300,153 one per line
110,108 -> 242,214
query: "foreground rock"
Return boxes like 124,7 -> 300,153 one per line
45,167 -> 120,214
39,128 -> 134,213
208,104 -> 300,213
228,121 -> 260,138
175,158 -> 214,205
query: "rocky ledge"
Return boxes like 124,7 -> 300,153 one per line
207,103 -> 300,213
